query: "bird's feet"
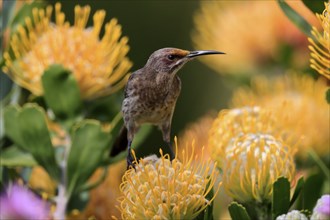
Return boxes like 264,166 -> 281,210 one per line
166,141 -> 175,161
126,150 -> 135,170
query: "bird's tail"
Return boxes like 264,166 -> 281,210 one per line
109,126 -> 128,157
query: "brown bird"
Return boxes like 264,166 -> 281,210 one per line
110,48 -> 224,168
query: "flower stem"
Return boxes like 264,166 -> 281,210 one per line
53,135 -> 71,220
308,148 -> 330,181
255,203 -> 271,220
245,202 -> 272,220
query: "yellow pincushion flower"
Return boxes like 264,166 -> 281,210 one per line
208,106 -> 285,169
117,142 -> 220,220
308,2 -> 330,79
3,3 -> 132,100
231,74 -> 329,159
192,1 -> 317,75
223,133 -> 295,203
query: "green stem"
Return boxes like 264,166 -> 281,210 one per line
53,133 -> 71,219
255,203 -> 272,220
244,202 -> 271,220
110,111 -> 123,131
308,148 -> 330,181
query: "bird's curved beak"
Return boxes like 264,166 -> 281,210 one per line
187,50 -> 225,58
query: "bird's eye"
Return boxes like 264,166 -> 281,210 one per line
167,55 -> 175,60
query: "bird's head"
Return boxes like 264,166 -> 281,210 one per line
145,47 -> 225,74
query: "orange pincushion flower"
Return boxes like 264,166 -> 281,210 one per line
308,2 -> 330,79
3,3 -> 132,100
192,1 -> 318,75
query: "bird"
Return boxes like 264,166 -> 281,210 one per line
109,48 -> 225,169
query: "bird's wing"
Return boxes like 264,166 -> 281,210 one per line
124,72 -> 140,98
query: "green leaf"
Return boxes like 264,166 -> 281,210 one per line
67,191 -> 90,212
4,105 -> 24,148
4,104 -> 60,180
302,0 -> 325,14
272,177 -> 290,219
290,176 -> 304,208
277,0 -> 313,38
195,177 -> 215,220
42,64 -> 82,119
203,180 -> 215,220
17,104 -> 60,180
0,146 -> 37,167
0,167 -> 21,188
1,84 -> 21,142
326,88 -> 330,104
0,167 -> 3,190
9,1 -> 45,34
67,120 -> 111,196
85,93 -> 122,122
308,148 -> 330,181
228,202 -> 251,220
106,113 -> 124,155
0,0 -> 16,58
0,58 -> 5,69
296,172 -> 324,211
1,0 -> 16,30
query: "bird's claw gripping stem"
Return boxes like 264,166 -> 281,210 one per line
126,156 -> 135,170
126,142 -> 135,170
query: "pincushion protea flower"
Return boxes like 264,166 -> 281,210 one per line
223,133 -> 295,203
311,194 -> 330,220
3,3 -> 132,100
192,1 -> 317,75
208,106 -> 286,169
231,74 -> 329,159
116,141 -> 220,220
308,2 -> 330,79
276,210 -> 308,220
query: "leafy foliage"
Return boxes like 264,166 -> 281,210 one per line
4,104 -> 60,180
290,176 -> 305,208
228,202 -> 251,220
195,177 -> 215,220
67,120 -> 111,196
296,172 -> 324,212
302,0 -> 325,14
272,177 -> 290,219
228,177 -> 307,220
277,0 -> 313,38
42,65 -> 82,120
0,146 -> 37,167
